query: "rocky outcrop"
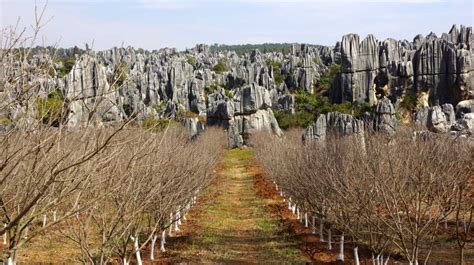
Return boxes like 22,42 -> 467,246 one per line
331,25 -> 473,108
207,84 -> 282,147
303,112 -> 365,142
373,98 -> 397,134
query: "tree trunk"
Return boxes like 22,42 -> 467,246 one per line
460,247 -> 464,265
2,224 -> 6,245
328,227 -> 332,250
337,233 -> 344,261
42,214 -> 47,228
160,230 -> 166,252
174,211 -> 180,232
319,217 -> 324,242
304,213 -> 308,227
122,258 -> 128,265
133,236 -> 142,265
354,247 -> 360,265
311,215 -> 316,234
150,234 -> 157,260
168,213 -> 173,236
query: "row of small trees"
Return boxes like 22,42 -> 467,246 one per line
252,129 -> 473,265
0,125 -> 225,264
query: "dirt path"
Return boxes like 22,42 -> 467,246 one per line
161,149 -> 310,264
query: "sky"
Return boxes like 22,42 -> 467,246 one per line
0,0 -> 473,51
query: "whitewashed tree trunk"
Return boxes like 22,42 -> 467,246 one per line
160,230 -> 166,252
311,215 -> 316,234
328,227 -> 332,250
296,207 -> 300,221
177,209 -> 182,226
304,213 -> 308,227
384,256 -> 390,265
132,236 -> 142,265
354,247 -> 360,265
3,224 -> 6,245
122,258 -> 128,265
150,234 -> 157,260
337,233 -> 344,261
319,217 -> 325,242
52,210 -> 57,223
6,256 -> 15,265
168,213 -> 173,237
174,211 -> 180,232
42,214 -> 47,228
288,201 -> 292,210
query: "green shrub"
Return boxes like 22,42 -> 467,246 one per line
0,118 -> 12,126
123,104 -> 133,116
212,60 -> 229,73
36,90 -> 65,126
400,90 -> 417,110
288,91 -> 372,130
224,88 -> 233,99
314,64 -> 341,95
205,82 -> 219,95
57,57 -> 76,77
150,101 -> 168,114
141,115 -> 176,132
274,110 -> 314,130
266,60 -> 284,85
186,56 -> 196,66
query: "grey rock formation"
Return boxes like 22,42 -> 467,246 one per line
456,99 -> 474,116
182,117 -> 205,138
331,25 -> 473,109
303,112 -> 365,142
374,98 -> 397,134
428,106 -> 449,133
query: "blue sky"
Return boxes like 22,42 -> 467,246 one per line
0,0 -> 472,50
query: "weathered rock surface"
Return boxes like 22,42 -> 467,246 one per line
303,112 -> 365,142
374,98 -> 397,134
331,25 -> 473,108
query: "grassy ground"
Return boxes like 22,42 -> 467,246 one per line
161,149 -> 309,264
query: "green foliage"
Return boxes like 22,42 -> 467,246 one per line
141,115 -> 176,132
205,82 -> 220,95
277,91 -> 374,130
57,57 -> 76,78
274,110 -> 314,130
212,61 -> 229,73
186,56 -> 196,66
122,104 -> 133,116
400,90 -> 418,110
266,60 -> 284,85
36,90 -> 65,126
0,118 -> 12,126
224,88 -> 233,99
150,100 -> 168,114
313,64 -> 341,95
